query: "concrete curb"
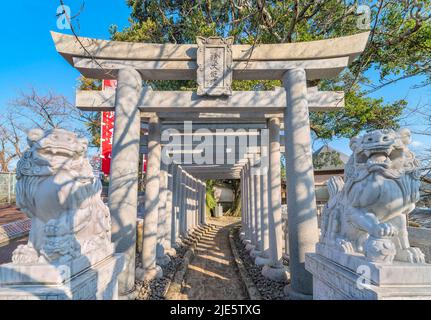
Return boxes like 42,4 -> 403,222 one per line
228,226 -> 262,300
164,224 -> 215,299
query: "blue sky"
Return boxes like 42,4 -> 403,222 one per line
0,1 -> 429,157
0,1 -> 131,108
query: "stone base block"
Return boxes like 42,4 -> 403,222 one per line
165,247 -> 177,256
245,243 -> 255,251
0,254 -> 124,300
283,284 -> 313,300
250,249 -> 261,258
262,264 -> 289,282
118,288 -> 139,300
242,239 -> 252,246
255,255 -> 271,266
172,239 -> 183,249
306,246 -> 431,300
156,254 -> 171,266
136,265 -> 163,282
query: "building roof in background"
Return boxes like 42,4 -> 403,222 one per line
313,145 -> 349,172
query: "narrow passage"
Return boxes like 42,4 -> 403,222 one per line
176,216 -> 248,300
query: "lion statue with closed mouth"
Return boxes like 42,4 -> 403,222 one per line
320,128 -> 425,264
12,128 -> 113,265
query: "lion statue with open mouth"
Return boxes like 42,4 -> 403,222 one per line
320,128 -> 425,264
12,128 -> 112,265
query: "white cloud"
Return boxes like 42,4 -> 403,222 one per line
411,140 -> 425,148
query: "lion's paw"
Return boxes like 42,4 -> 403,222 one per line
336,239 -> 355,253
396,247 -> 426,264
11,244 -> 39,264
371,223 -> 398,238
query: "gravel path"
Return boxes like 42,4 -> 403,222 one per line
233,226 -> 289,300
135,245 -> 188,300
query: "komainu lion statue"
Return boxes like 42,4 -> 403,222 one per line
320,128 -> 425,264
12,128 -> 112,264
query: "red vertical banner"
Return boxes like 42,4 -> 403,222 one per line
101,111 -> 115,175
100,80 -> 117,175
142,154 -> 147,173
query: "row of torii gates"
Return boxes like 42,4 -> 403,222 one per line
52,31 -> 369,299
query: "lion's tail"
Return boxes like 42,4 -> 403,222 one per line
327,176 -> 344,201
320,176 -> 344,244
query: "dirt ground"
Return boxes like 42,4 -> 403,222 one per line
173,216 -> 248,300
0,205 -> 26,225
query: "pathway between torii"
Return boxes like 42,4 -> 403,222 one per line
172,217 -> 247,300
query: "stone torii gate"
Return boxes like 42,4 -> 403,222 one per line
52,31 -> 369,299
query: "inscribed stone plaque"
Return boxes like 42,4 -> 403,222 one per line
196,36 -> 233,96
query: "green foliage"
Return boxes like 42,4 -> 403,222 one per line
205,179 -> 217,216
83,112 -> 101,148
78,76 -> 102,91
77,77 -> 103,148
280,156 -> 286,182
310,85 -> 406,139
223,179 -> 241,217
109,0 -> 430,140
313,150 -> 343,170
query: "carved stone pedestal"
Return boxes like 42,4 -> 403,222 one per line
305,244 -> 431,300
0,254 -> 124,300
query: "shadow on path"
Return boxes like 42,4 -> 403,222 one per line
177,217 -> 248,300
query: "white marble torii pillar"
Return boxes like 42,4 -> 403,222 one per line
245,158 -> 256,252
175,165 -> 184,245
241,163 -> 251,246
199,181 -> 207,225
165,164 -> 176,255
185,174 -> 192,234
156,161 -> 170,266
239,169 -> 247,241
250,156 -> 262,259
170,164 -> 180,249
179,170 -> 187,238
245,162 -> 252,246
255,147 -> 270,266
108,68 -> 142,297
192,178 -> 198,230
262,117 -> 288,282
139,114 -> 163,281
187,174 -> 195,235
283,69 -> 319,299
244,161 -> 253,245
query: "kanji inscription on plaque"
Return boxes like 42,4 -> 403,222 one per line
196,36 -> 233,96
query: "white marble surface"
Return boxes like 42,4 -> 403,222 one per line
320,129 -> 424,264
0,254 -> 124,300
